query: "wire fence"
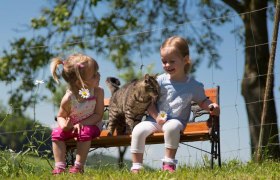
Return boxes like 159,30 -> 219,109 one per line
0,3 -> 280,168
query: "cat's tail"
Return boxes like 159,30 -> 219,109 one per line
106,77 -> 121,94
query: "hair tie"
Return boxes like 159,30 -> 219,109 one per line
77,63 -> 84,68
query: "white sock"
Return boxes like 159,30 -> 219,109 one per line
161,157 -> 177,165
55,162 -> 66,169
74,161 -> 83,168
131,163 -> 143,170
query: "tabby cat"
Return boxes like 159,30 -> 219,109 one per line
106,74 -> 160,135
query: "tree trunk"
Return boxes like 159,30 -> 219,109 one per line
241,0 -> 280,160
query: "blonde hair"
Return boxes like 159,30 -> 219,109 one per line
161,36 -> 191,73
50,53 -> 99,96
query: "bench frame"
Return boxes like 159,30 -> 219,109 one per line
65,86 -> 221,169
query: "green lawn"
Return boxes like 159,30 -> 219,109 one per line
1,151 -> 279,180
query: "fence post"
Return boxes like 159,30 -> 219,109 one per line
256,0 -> 280,162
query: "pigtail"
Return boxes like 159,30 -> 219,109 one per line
74,63 -> 86,88
50,57 -> 63,83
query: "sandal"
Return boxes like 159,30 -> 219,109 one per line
162,163 -> 176,173
52,167 -> 66,175
131,168 -> 141,174
69,165 -> 84,174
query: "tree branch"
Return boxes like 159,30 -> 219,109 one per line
221,0 -> 244,14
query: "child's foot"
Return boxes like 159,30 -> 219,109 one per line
52,167 -> 66,175
162,163 -> 176,173
69,165 -> 84,174
131,168 -> 141,174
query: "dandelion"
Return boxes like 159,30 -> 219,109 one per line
79,88 -> 90,99
158,111 -> 167,121
33,80 -> 45,122
34,80 -> 44,85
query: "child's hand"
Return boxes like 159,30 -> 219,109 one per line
156,111 -> 167,125
61,117 -> 73,131
73,123 -> 83,136
156,118 -> 166,125
208,103 -> 220,116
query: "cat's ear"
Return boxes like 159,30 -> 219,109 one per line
144,74 -> 150,83
154,73 -> 159,78
144,74 -> 149,79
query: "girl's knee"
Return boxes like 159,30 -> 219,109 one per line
131,126 -> 145,139
132,122 -> 155,139
163,120 -> 183,133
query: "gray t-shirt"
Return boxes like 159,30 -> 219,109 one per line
146,73 -> 207,127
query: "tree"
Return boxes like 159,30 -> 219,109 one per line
0,0 -> 279,161
221,0 -> 279,160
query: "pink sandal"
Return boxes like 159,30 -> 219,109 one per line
52,167 -> 66,175
131,169 -> 141,174
162,163 -> 176,173
69,165 -> 84,174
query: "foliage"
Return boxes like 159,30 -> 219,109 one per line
0,0 -> 231,115
0,109 -> 52,154
0,106 -> 53,178
0,108 -> 53,178
0,149 -> 53,179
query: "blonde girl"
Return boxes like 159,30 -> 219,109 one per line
50,53 -> 104,174
130,36 -> 220,173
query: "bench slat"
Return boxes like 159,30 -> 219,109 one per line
66,121 -> 211,148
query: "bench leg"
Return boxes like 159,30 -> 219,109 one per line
210,116 -> 221,169
211,140 -> 220,169
217,130 -> 221,167
211,140 -> 214,169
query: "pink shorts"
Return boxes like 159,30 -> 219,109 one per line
51,125 -> 100,142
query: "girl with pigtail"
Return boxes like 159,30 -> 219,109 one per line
50,53 -> 104,175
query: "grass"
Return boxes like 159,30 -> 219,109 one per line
1,151 -> 279,180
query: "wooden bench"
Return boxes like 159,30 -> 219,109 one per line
65,86 -> 221,168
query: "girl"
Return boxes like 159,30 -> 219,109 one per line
130,36 -> 220,173
50,53 -> 104,174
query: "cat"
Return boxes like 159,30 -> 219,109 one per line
105,74 -> 160,135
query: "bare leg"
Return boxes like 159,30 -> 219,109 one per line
75,141 -> 91,164
165,148 -> 177,159
52,141 -> 66,163
132,153 -> 144,163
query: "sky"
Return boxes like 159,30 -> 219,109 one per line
0,0 -> 279,169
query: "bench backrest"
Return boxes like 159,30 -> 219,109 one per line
103,86 -> 219,122
66,86 -> 220,147
204,87 -> 219,104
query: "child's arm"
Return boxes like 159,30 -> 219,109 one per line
56,94 -> 73,131
148,102 -> 166,125
81,87 -> 104,125
198,98 -> 220,116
